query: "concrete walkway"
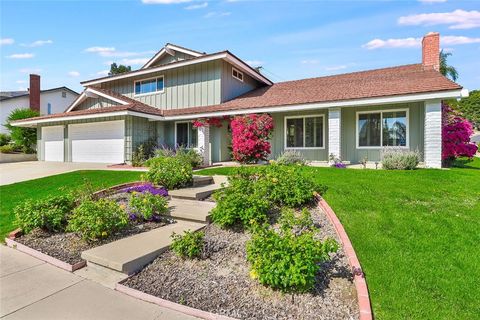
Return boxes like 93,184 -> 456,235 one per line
0,245 -> 197,320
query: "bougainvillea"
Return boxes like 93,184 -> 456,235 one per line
442,103 -> 478,165
230,113 -> 274,163
192,116 -> 230,128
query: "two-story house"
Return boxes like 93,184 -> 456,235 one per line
12,33 -> 466,168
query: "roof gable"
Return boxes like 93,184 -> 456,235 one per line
141,43 -> 205,69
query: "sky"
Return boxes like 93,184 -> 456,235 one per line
1,0 -> 479,93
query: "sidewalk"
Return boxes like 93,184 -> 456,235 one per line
0,245 -> 197,320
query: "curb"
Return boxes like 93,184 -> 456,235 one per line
115,281 -> 237,320
317,197 -> 374,320
5,237 -> 86,272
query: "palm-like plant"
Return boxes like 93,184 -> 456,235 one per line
439,50 -> 459,82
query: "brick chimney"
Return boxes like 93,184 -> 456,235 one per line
422,32 -> 440,71
29,74 -> 41,112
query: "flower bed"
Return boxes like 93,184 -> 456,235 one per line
123,204 -> 358,320
11,182 -> 173,266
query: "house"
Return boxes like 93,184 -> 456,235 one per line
1,74 -> 79,134
12,33 -> 466,168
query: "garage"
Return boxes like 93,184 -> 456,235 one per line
42,126 -> 64,162
69,120 -> 125,163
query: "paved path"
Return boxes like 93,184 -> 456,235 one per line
0,245 -> 197,320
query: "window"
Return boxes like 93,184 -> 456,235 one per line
175,122 -> 198,148
47,103 -> 52,115
285,115 -> 324,149
232,67 -> 244,82
134,76 -> 164,96
357,110 -> 408,148
61,91 -> 67,98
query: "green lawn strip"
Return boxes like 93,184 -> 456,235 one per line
0,170 -> 142,239
196,158 -> 480,319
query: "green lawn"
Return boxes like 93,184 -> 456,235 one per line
0,170 -> 142,239
196,158 -> 480,319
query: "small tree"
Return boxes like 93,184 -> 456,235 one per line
447,90 -> 480,130
5,108 -> 39,153
440,50 -> 459,82
230,114 -> 274,164
109,63 -> 131,75
442,103 -> 478,166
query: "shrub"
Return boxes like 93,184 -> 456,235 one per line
276,150 -> 306,165
132,145 -> 147,167
0,133 -> 11,146
0,144 -> 18,154
170,230 -> 204,259
247,208 -> 338,292
5,108 -> 39,153
129,192 -> 168,221
14,194 -> 75,233
67,199 -> 128,240
230,114 -> 274,164
144,156 -> 193,189
151,145 -> 203,168
381,148 -> 420,170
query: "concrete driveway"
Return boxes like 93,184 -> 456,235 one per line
0,245 -> 196,320
0,161 -> 143,186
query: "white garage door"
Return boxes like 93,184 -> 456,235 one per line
42,126 -> 64,162
69,120 -> 125,163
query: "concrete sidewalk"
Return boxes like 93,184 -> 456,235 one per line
0,245 -> 197,320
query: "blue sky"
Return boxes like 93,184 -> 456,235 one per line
1,0 -> 479,93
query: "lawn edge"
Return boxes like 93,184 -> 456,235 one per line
317,196 -> 373,320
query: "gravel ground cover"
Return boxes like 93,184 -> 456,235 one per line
124,204 -> 359,320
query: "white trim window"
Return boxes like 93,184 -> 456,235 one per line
356,109 -> 409,148
175,121 -> 198,148
134,76 -> 164,96
285,115 -> 325,149
232,67 -> 244,82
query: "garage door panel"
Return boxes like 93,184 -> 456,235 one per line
42,126 -> 64,162
69,120 -> 124,164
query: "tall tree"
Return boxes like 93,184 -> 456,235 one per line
439,50 -> 459,82
5,108 -> 39,153
109,63 -> 131,76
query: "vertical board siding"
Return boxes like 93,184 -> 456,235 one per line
75,96 -> 116,110
221,61 -> 262,102
149,51 -> 195,68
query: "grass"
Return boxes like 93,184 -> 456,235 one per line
0,170 -> 142,239
196,157 -> 480,319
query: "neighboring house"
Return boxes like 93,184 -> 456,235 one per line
12,33 -> 466,168
0,74 -> 78,134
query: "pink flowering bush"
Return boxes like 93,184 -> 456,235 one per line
192,116 -> 230,128
230,114 -> 274,163
442,104 -> 478,166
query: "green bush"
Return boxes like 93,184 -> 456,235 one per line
246,208 -> 338,292
129,192 -> 168,220
67,199 -> 128,240
132,145 -> 147,167
143,156 -> 193,189
382,149 -> 420,170
276,150 -> 307,166
151,146 -> 203,168
0,133 -> 11,146
14,194 -> 75,233
170,229 -> 204,259
5,108 -> 39,153
0,144 -> 18,154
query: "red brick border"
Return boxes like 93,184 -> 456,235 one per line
317,197 -> 373,320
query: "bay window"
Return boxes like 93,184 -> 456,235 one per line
285,115 -> 324,148
357,110 -> 408,148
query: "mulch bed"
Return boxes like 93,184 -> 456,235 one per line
124,204 -> 359,320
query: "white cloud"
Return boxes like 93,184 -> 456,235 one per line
19,68 -> 42,73
301,59 -> 320,65
418,0 -> 447,3
245,60 -> 263,67
142,0 -> 193,4
119,58 -> 150,65
22,40 -> 53,47
68,71 -> 80,77
1,38 -> 14,46
85,46 -> 154,58
15,80 -> 27,84
325,65 -> 348,71
97,70 -> 110,76
363,35 -> 480,49
185,2 -> 207,9
204,11 -> 231,18
7,53 -> 35,59
85,46 -> 116,53
398,9 -> 480,29
442,35 -> 480,45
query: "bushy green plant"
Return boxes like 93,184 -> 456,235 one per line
132,145 -> 147,167
67,199 -> 128,240
276,150 -> 306,166
0,144 -> 18,154
247,208 -> 338,292
170,230 -> 204,259
0,133 -> 11,146
151,146 -> 203,168
5,108 -> 39,153
144,156 -> 192,189
129,192 -> 168,220
14,194 -> 75,233
382,148 -> 420,170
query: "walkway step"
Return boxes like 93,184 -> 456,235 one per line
168,198 -> 215,223
170,175 -> 228,200
81,221 -> 205,275
74,261 -> 128,289
192,175 -> 214,187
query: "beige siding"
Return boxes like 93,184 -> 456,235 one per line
221,61 -> 262,102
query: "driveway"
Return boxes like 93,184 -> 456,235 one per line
0,161 -> 144,186
0,245 -> 196,320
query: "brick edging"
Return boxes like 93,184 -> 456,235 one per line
5,237 -> 86,272
317,197 -> 373,320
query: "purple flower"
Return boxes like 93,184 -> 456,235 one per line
334,162 -> 347,169
129,213 -> 138,221
121,183 -> 168,197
